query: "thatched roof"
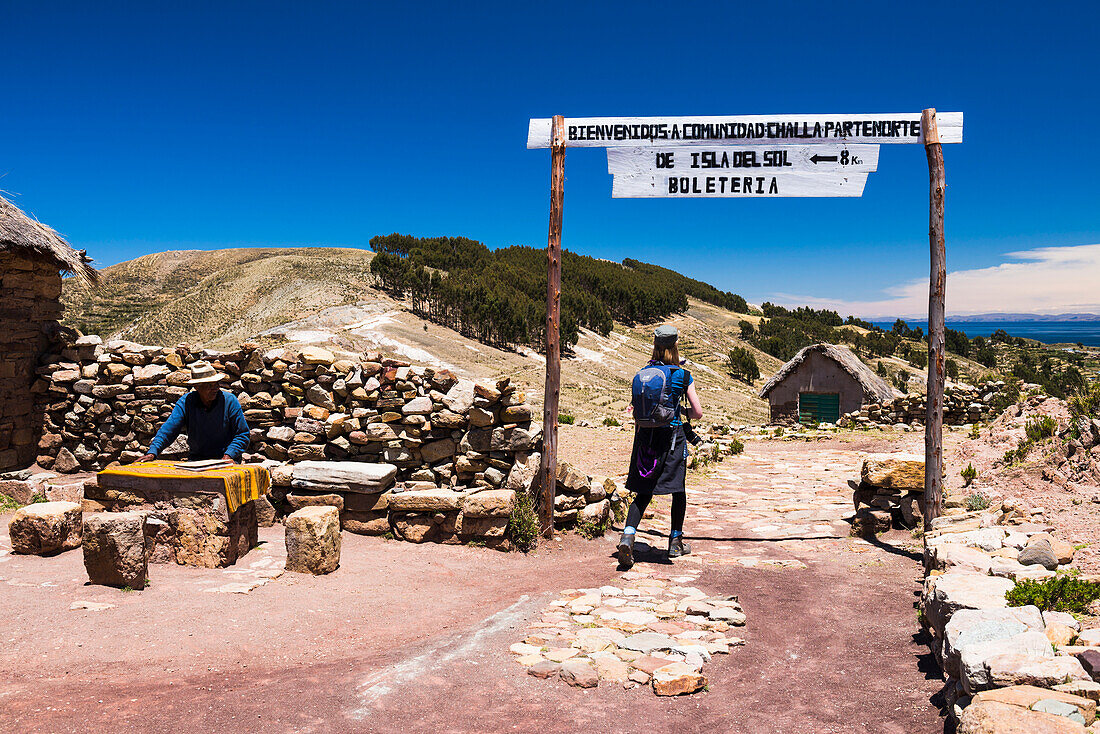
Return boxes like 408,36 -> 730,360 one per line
759,343 -> 900,404
0,193 -> 97,284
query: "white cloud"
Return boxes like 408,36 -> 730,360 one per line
773,243 -> 1100,319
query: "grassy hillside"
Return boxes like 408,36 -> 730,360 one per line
62,248 -> 378,347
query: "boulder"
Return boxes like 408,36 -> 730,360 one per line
972,685 -> 1095,726
290,461 -> 396,493
927,543 -> 994,575
943,606 -> 1045,680
299,347 -> 335,365
254,495 -> 277,528
1073,649 -> 1100,684
457,515 -> 508,540
1048,623 -> 1079,647
285,506 -> 341,575
505,452 -> 540,493
1077,628 -> 1100,647
462,489 -> 515,518
580,499 -> 610,527
402,396 -> 434,415
9,501 -> 82,555
443,381 -> 475,414
389,489 -> 464,512
1019,538 -> 1060,570
558,659 -> 598,688
921,572 -> 1015,640
1054,680 -> 1100,702
527,660 -> 561,679
342,510 -> 390,536
987,653 -> 1091,690
419,438 -> 456,465
861,453 -> 925,490
286,493 -> 345,512
652,662 -> 707,696
82,512 -> 148,589
958,700 -> 1086,734
960,629 -> 1053,694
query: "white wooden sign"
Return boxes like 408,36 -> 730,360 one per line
607,144 -> 879,176
611,171 -> 870,198
528,113 -> 963,148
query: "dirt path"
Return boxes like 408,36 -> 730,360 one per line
0,437 -> 944,733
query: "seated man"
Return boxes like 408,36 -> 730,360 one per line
137,361 -> 250,464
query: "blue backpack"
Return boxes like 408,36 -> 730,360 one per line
631,363 -> 682,428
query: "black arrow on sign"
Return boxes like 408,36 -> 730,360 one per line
810,154 -> 839,164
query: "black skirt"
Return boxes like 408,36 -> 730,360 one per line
625,425 -> 687,496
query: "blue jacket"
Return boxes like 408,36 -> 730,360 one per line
147,389 -> 250,461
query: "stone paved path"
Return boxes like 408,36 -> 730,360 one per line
641,444 -> 872,570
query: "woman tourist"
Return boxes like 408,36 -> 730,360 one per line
618,325 -> 703,568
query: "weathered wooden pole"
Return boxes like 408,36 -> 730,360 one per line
922,107 -> 946,531
538,115 -> 565,538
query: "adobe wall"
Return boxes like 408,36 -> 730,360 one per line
0,250 -> 63,471
766,351 -> 866,423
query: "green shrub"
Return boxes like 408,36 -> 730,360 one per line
774,426 -> 784,438
876,361 -> 887,377
508,491 -> 540,552
576,517 -> 608,540
968,424 -> 981,440
602,417 -> 620,427
1025,415 -> 1057,442
965,490 -> 989,511
0,494 -> 19,512
728,437 -> 744,455
961,463 -> 977,487
558,413 -> 575,425
1006,575 -> 1100,613
1069,383 -> 1100,419
30,493 -> 48,504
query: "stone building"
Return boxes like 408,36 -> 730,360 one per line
759,343 -> 899,425
0,195 -> 96,471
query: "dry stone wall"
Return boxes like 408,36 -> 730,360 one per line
30,336 -> 616,547
839,380 -> 1013,429
34,338 -> 541,483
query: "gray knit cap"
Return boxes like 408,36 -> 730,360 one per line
653,325 -> 679,346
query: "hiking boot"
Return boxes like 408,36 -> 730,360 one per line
617,532 -> 635,568
668,535 -> 691,558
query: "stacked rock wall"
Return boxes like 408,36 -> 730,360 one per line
34,338 -> 542,488
840,380 -> 1013,429
0,250 -> 63,471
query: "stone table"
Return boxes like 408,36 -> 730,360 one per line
87,461 -> 271,568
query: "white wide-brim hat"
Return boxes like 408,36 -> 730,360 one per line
186,361 -> 227,385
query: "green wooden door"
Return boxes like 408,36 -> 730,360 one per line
798,392 -> 840,425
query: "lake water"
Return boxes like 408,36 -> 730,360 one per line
869,320 -> 1100,347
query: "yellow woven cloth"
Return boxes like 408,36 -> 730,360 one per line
97,460 -> 271,513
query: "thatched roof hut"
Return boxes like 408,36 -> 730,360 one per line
1,194 -> 97,284
0,194 -> 97,471
759,343 -> 900,424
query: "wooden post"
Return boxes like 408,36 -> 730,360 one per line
538,115 -> 565,539
922,107 -> 946,531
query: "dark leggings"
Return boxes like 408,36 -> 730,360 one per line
626,491 -> 686,535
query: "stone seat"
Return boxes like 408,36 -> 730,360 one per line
285,506 -> 341,574
290,461 -> 397,494
9,501 -> 83,555
83,512 -> 148,589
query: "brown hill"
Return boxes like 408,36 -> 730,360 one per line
62,246 -> 782,423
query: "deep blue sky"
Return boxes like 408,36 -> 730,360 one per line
4,2 -> 1099,316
